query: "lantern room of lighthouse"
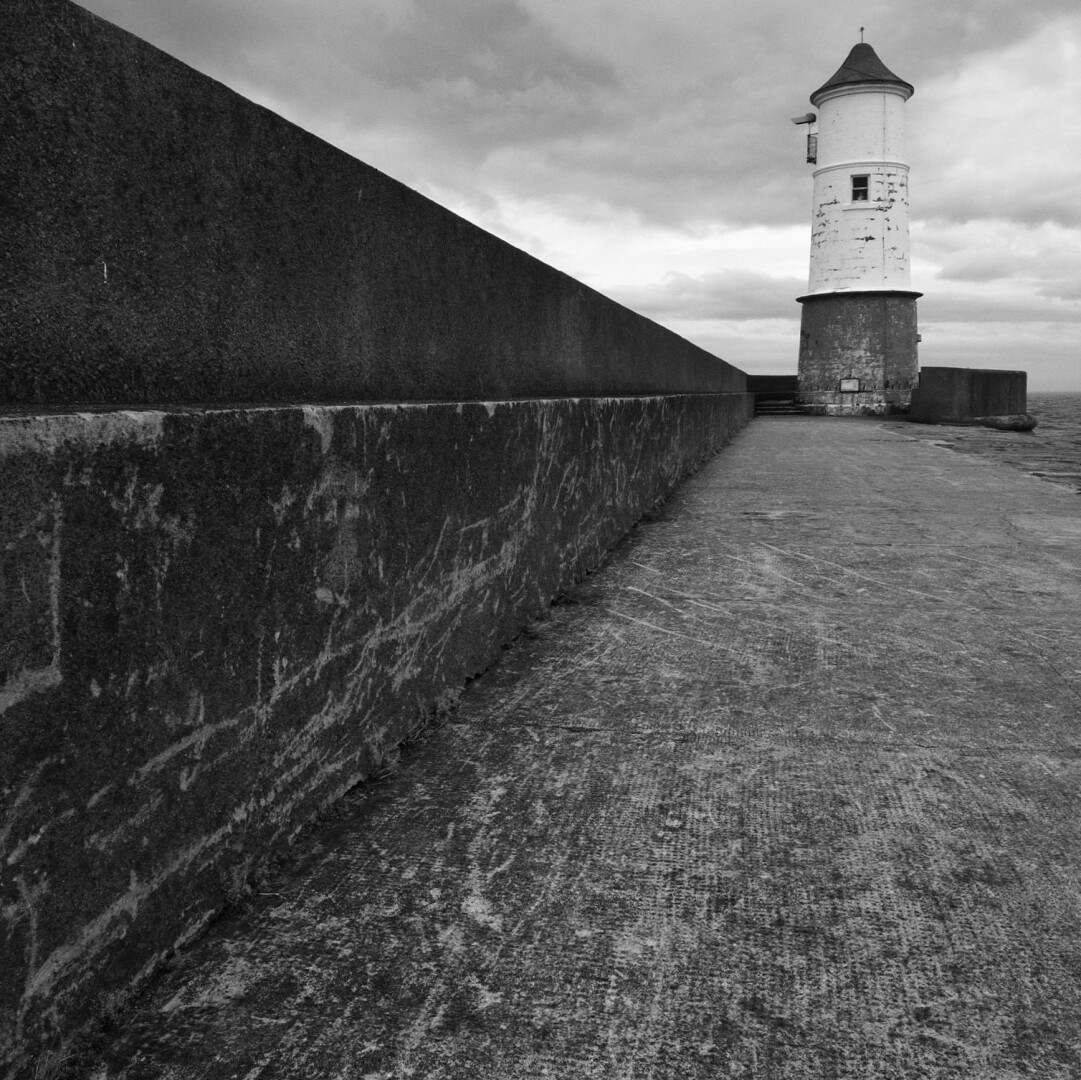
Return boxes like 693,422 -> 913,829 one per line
794,40 -> 921,415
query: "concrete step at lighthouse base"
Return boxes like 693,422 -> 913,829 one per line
754,399 -> 807,416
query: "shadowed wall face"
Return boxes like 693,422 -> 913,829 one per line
910,368 -> 1028,424
1,0 -> 741,408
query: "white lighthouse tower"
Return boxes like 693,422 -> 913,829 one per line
794,41 -> 921,414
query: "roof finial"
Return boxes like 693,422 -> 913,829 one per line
860,27 -> 865,43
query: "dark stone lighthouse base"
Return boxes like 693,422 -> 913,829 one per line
797,290 -> 921,415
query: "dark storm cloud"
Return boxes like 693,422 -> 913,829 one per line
931,239 -> 1081,302
76,0 -> 281,79
936,255 -> 1016,285
75,0 -> 1079,233
354,0 -> 616,95
612,270 -> 807,322
78,0 -> 619,165
929,194 -> 1081,232
921,292 -> 1081,324
873,0 -> 1078,69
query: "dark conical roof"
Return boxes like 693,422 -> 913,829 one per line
810,42 -> 914,105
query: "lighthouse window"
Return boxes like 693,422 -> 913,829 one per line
851,175 -> 870,202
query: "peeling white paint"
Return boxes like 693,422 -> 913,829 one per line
805,84 -> 913,296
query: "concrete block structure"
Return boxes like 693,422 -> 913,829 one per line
793,42 -> 921,414
910,367 -> 1032,427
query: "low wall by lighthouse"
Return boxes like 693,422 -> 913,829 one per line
0,2 -> 751,1074
910,367 -> 1030,427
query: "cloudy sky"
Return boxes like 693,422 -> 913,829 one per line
77,0 -> 1081,389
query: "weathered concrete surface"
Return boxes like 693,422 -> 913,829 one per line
2,0 -> 741,407
797,292 -> 919,414
82,418 -> 1081,1079
903,394 -> 1078,493
0,394 -> 750,1077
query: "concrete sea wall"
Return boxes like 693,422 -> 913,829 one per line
1,0 -> 737,409
1,2 -> 750,1074
1,396 -> 746,1073
910,367 -> 1028,425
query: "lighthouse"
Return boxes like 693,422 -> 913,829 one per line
793,41 -> 921,414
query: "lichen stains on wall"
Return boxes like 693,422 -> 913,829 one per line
797,294 -> 919,415
0,393 -> 751,1074
3,5 -> 750,1072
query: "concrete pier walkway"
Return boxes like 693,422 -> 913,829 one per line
89,418 -> 1081,1079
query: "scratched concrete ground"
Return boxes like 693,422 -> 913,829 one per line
85,418 -> 1081,1079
